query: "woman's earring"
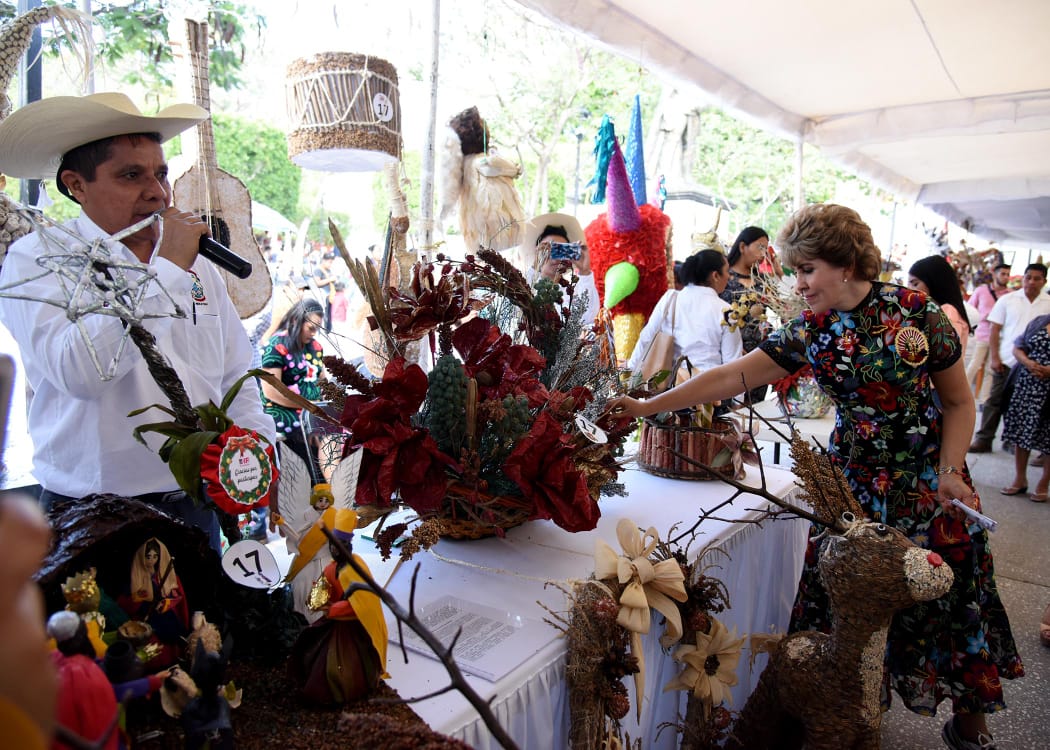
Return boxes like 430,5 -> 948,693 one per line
842,277 -> 848,284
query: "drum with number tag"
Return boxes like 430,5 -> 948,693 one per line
285,51 -> 402,172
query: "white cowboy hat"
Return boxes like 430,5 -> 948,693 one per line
0,92 -> 208,180
518,212 -> 585,270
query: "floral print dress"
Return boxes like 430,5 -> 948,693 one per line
760,283 -> 1023,716
260,333 -> 324,438
1002,318 -> 1050,453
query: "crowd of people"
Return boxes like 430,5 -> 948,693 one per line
0,87 -> 1046,750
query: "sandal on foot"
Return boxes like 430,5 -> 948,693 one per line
999,484 -> 1028,496
1031,492 -> 1049,503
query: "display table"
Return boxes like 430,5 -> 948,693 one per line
750,398 -> 836,465
378,464 -> 809,749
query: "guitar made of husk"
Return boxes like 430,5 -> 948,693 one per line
172,18 -> 272,319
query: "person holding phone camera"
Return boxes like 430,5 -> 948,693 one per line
520,213 -> 600,325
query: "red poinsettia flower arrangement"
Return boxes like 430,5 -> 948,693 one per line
327,248 -> 633,541
453,316 -> 549,408
340,357 -> 455,515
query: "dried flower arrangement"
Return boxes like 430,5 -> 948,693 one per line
322,240 -> 634,558
545,519 -> 741,750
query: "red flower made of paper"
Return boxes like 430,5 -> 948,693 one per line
199,425 -> 277,514
387,263 -> 476,342
341,358 -> 453,512
453,317 -> 549,407
502,412 -> 600,532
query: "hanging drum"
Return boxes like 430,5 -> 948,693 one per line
286,52 -> 402,172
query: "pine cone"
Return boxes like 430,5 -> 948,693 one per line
605,681 -> 630,720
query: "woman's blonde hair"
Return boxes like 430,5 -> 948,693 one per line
776,204 -> 882,281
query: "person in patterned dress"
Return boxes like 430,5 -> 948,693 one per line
720,226 -> 773,403
612,204 -> 1023,750
259,298 -> 326,466
1000,313 -> 1050,502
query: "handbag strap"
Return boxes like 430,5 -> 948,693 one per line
668,291 -> 679,336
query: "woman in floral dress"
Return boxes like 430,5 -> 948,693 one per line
1001,313 -> 1050,502
260,298 -> 326,465
719,226 -> 773,403
613,204 -> 1023,749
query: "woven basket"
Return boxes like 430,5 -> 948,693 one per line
637,417 -> 743,481
286,52 -> 402,172
432,485 -> 531,540
433,516 -> 521,540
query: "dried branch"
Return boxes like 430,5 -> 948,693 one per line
321,525 -> 520,750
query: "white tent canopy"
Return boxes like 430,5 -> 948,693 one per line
514,0 -> 1050,246
251,200 -> 298,235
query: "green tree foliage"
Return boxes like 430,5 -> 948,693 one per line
438,0 -> 659,217
690,107 -> 878,232
6,0 -> 265,96
212,113 -> 300,220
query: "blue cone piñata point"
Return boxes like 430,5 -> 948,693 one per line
589,115 -> 617,204
625,94 -> 647,206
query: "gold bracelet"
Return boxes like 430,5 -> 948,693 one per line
936,465 -> 958,476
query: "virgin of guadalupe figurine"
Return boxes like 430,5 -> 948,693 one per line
117,537 -> 189,666
288,508 -> 388,706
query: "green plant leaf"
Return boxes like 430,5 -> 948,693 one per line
167,430 -> 220,498
219,370 -> 264,414
196,402 -> 233,433
128,403 -> 179,420
131,421 -> 198,447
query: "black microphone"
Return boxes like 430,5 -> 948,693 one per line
199,236 -> 253,279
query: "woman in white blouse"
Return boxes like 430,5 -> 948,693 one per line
627,249 -> 743,375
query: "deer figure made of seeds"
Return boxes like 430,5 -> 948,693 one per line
726,511 -> 954,750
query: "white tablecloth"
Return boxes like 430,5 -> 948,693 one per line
379,464 -> 809,749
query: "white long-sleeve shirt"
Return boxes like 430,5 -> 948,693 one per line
626,285 -> 743,373
0,212 -> 275,497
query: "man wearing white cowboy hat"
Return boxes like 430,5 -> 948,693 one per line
519,211 -> 600,325
0,92 -> 275,550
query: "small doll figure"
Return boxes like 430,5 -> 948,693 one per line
288,508 -> 388,706
47,611 -> 120,750
117,538 -> 189,666
171,638 -> 236,750
278,448 -> 361,622
438,105 -> 525,252
60,568 -> 108,658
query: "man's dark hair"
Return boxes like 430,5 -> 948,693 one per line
56,131 -> 162,204
1024,263 -> 1048,278
993,263 -> 1011,273
535,224 -> 568,246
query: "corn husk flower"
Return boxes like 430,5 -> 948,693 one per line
663,618 -> 745,718
594,518 -> 688,722
594,518 -> 688,645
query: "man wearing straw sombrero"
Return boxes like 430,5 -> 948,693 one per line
0,93 -> 274,550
